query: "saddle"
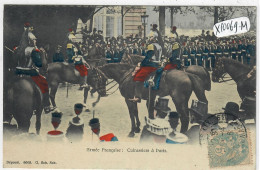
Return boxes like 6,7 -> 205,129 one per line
143,63 -> 178,90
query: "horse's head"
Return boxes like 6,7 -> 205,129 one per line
212,58 -> 225,82
88,66 -> 107,97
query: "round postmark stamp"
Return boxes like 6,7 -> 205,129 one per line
199,113 -> 250,168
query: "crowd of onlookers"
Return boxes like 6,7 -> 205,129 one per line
53,28 -> 256,69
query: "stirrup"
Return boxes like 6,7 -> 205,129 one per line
80,84 -> 90,88
44,106 -> 55,114
129,97 -> 141,103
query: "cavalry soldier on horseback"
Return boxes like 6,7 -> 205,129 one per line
15,22 -> 36,67
72,51 -> 90,88
129,43 -> 159,103
66,42 -> 76,63
15,23 -> 55,113
129,27 -> 164,102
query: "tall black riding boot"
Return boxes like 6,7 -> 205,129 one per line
43,92 -> 54,114
129,81 -> 143,103
168,112 -> 180,137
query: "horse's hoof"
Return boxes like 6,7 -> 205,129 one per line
85,108 -> 90,112
135,127 -> 141,133
128,132 -> 135,137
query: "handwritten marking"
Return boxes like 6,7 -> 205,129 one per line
213,17 -> 250,37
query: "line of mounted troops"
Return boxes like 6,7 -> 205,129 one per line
53,27 -> 256,69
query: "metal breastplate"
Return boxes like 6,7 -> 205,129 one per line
152,43 -> 162,62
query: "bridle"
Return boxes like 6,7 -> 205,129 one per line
213,58 -> 249,83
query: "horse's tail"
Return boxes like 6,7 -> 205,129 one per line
3,86 -> 14,122
186,72 -> 208,104
203,67 -> 211,91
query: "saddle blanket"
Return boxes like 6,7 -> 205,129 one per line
75,64 -> 88,77
133,63 -> 177,83
31,75 -> 49,94
133,67 -> 157,82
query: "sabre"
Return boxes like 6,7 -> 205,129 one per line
5,46 -> 14,53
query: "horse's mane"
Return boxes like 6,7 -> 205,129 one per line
121,52 -> 144,65
221,58 -> 251,71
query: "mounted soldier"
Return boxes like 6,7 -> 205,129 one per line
72,50 -> 90,88
129,30 -> 178,102
15,23 -> 54,113
129,29 -> 163,102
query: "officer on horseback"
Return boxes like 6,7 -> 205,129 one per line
72,51 -> 90,89
129,30 -> 163,102
15,23 -> 55,113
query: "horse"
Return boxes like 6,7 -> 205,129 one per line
211,57 -> 255,99
47,62 -> 107,109
98,63 -> 210,137
4,47 -> 49,134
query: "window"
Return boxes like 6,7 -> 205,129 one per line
106,16 -> 114,37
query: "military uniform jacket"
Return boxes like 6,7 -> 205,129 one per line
141,50 -> 159,68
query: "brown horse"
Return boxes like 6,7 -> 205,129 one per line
212,57 -> 255,99
47,62 -> 107,108
4,48 -> 49,134
98,63 -> 210,137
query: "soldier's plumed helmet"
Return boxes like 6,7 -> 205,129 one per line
152,24 -> 158,29
172,26 -> 177,32
24,22 -> 30,28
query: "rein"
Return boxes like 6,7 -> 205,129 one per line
119,67 -> 135,87
215,59 -> 251,83
126,54 -> 134,65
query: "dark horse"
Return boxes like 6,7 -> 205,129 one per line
85,45 -> 107,67
212,57 -> 255,99
99,63 -> 210,137
4,48 -> 49,134
47,62 -> 107,109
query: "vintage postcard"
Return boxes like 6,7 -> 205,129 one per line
2,0 -> 258,169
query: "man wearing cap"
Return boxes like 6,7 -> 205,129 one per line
168,28 -> 181,69
52,45 -> 64,62
190,42 -> 197,65
169,26 -> 178,39
105,44 -> 113,63
182,42 -> 190,67
205,31 -> 211,41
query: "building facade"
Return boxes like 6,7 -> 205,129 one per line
93,6 -> 146,38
